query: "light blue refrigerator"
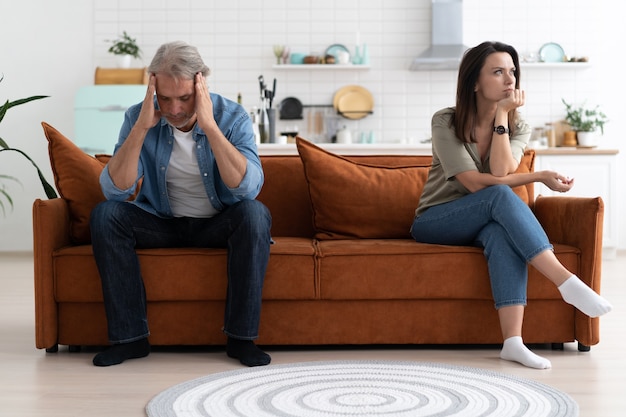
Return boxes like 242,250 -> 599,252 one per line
74,85 -> 146,155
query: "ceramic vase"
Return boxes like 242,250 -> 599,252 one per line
562,131 -> 577,147
576,131 -> 598,148
116,54 -> 132,68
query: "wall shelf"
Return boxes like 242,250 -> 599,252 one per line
272,64 -> 370,70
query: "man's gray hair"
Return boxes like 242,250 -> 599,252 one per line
148,41 -> 210,80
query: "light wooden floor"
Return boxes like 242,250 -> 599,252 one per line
1,251 -> 624,416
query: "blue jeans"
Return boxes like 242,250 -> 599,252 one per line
90,199 -> 272,344
410,185 -> 552,309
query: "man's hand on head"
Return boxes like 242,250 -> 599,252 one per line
194,72 -> 216,133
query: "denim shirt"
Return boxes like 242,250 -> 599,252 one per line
99,92 -> 263,218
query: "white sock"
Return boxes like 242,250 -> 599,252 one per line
558,275 -> 612,317
500,336 -> 552,369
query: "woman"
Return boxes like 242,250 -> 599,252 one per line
410,41 -> 612,369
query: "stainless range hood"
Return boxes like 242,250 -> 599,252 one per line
409,0 -> 469,71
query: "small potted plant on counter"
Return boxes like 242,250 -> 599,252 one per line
107,30 -> 142,68
562,98 -> 608,147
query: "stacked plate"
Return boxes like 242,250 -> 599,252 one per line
538,42 -> 565,63
325,44 -> 351,64
333,85 -> 374,120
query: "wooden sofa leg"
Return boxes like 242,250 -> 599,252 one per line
578,342 -> 591,352
551,343 -> 564,350
68,345 -> 82,353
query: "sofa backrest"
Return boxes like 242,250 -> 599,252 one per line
41,121 -> 534,242
258,155 -> 436,238
258,151 -> 535,238
258,154 -> 434,238
257,156 -> 316,237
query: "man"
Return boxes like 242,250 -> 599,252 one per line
90,41 -> 272,367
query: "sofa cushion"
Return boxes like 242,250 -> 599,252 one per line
41,122 -> 108,244
296,137 -> 430,239
52,237 -> 318,302
315,239 -> 579,301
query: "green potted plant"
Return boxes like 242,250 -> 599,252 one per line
107,30 -> 142,68
562,98 -> 608,147
1,75 -> 57,216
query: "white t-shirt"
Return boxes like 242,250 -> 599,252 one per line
166,128 -> 219,218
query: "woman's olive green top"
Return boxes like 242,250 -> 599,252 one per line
416,107 -> 531,217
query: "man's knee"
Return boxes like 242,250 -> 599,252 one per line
91,200 -> 125,227
233,200 -> 272,234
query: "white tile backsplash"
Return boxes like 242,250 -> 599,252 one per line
94,0 -> 604,143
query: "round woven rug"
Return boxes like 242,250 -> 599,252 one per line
146,360 -> 578,417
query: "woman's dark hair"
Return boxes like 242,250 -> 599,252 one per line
453,41 -> 521,143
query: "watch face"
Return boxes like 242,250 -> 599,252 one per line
494,125 -> 508,135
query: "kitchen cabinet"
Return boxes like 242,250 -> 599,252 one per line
534,148 -> 619,258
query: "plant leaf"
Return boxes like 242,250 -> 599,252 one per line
0,77 -> 55,202
0,183 -> 15,217
8,95 -> 49,108
0,173 -> 20,182
0,100 -> 9,124
0,96 -> 49,124
0,148 -> 58,199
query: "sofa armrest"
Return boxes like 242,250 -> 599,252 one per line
534,195 -> 603,287
32,198 -> 72,350
533,194 -> 604,346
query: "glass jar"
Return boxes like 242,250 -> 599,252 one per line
528,127 -> 544,149
544,123 -> 556,147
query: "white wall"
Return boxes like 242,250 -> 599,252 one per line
0,0 -> 93,251
1,0 -> 625,251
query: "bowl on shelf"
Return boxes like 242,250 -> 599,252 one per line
303,55 -> 319,64
289,53 -> 306,64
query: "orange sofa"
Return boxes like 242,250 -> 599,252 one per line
33,123 -> 605,353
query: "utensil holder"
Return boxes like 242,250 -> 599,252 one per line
267,108 -> 277,143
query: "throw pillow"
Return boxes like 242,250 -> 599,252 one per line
41,122 -> 107,244
296,137 -> 431,239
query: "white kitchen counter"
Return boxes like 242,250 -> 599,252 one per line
257,142 -> 433,156
259,143 -> 619,157
533,147 -> 619,258
534,147 -> 619,156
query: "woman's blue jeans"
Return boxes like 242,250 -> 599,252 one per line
410,185 -> 552,309
90,199 -> 272,344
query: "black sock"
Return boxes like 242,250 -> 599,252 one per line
226,337 -> 271,367
93,338 -> 150,367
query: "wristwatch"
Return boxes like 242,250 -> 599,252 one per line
494,125 -> 510,135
